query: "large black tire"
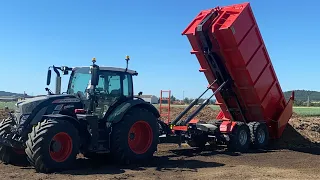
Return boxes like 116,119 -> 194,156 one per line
248,122 -> 269,149
227,122 -> 250,152
110,107 -> 159,165
0,118 -> 27,165
25,119 -> 80,173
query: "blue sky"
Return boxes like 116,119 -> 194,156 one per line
0,0 -> 319,99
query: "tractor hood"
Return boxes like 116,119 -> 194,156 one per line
12,94 -> 79,124
12,95 -> 49,125
14,96 -> 48,115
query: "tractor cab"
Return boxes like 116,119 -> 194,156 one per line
67,59 -> 138,118
46,57 -> 139,119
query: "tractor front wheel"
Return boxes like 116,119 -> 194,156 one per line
0,118 -> 27,165
110,107 -> 159,164
25,119 -> 80,173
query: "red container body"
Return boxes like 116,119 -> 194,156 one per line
182,2 -> 294,139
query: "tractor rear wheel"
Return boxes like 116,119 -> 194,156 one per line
227,122 -> 250,152
248,122 -> 269,149
25,119 -> 80,173
110,107 -> 159,164
0,118 -> 27,165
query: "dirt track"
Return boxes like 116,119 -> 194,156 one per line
0,144 -> 319,180
0,108 -> 320,179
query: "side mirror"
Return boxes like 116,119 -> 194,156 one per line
90,65 -> 99,86
47,69 -> 51,86
138,91 -> 143,96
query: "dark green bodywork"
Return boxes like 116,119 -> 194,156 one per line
106,99 -> 160,124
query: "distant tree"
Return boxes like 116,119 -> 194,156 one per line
294,100 -> 303,106
170,95 -> 176,103
198,98 -> 206,104
209,99 -> 216,105
284,90 -> 320,102
183,97 -> 190,104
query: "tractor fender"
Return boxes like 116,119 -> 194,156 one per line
106,99 -> 160,124
43,114 -> 81,131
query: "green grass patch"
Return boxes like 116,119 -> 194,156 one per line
0,101 -> 16,109
293,106 -> 320,117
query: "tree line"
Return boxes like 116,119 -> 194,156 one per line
167,90 -> 320,107
161,95 -> 216,105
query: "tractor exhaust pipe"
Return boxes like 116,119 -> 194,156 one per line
52,66 -> 62,94
55,76 -> 62,94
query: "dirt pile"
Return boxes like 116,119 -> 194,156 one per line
0,109 -> 8,120
157,106 -> 219,122
290,117 -> 320,142
281,115 -> 320,148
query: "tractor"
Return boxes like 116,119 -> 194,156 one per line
0,57 -> 160,173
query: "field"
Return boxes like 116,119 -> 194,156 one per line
0,104 -> 319,179
3,100 -> 320,117
0,101 -> 15,109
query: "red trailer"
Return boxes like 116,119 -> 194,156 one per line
159,2 -> 294,152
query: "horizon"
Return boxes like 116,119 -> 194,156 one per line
0,89 -> 314,99
1,0 -> 319,99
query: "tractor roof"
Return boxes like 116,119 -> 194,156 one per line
73,66 -> 138,75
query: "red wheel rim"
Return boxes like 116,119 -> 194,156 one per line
128,121 -> 153,154
12,148 -> 25,155
49,132 -> 73,162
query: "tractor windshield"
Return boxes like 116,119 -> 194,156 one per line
67,67 -> 133,117
68,67 -> 133,97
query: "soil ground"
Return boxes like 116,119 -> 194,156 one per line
0,107 -> 319,180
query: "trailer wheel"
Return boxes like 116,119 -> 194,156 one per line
25,119 -> 80,173
0,118 -> 27,165
248,122 -> 269,149
227,122 -> 250,152
110,107 -> 159,164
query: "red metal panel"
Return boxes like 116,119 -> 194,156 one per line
219,121 -> 237,134
182,2 -> 294,138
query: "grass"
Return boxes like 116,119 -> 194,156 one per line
293,106 -> 320,117
0,101 -> 16,109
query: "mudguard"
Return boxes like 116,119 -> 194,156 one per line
106,99 -> 160,124
43,114 -> 81,130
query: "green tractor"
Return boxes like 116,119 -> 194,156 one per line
0,57 -> 160,173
